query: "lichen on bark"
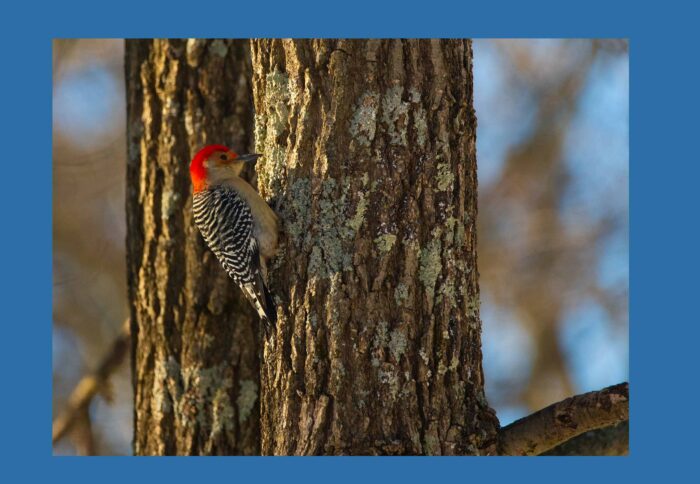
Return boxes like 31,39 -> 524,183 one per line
251,39 -> 499,455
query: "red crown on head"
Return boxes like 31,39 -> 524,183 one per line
190,144 -> 233,192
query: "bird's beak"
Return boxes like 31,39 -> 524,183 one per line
236,153 -> 262,163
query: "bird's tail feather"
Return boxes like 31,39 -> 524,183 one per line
242,276 -> 276,333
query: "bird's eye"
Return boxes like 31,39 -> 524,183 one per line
219,154 -> 228,161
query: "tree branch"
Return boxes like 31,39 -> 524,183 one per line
498,382 -> 629,456
71,406 -> 97,455
542,420 -> 628,456
52,319 -> 130,446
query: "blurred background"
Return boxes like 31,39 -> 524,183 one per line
52,39 -> 628,455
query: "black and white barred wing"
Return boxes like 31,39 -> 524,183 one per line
192,186 -> 276,328
193,187 -> 254,282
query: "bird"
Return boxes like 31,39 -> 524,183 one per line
189,144 -> 279,331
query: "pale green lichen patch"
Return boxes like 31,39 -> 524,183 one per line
389,329 -> 408,362
436,280 -> 457,309
374,233 -> 397,253
307,246 -> 328,280
201,332 -> 215,349
236,379 -> 258,423
307,178 -> 354,278
419,229 -> 443,305
373,321 -> 390,349
211,387 -> 235,436
255,69 -> 291,195
208,39 -> 228,58
413,107 -> 428,149
346,174 -> 371,233
408,89 -> 428,148
266,167 -> 377,282
260,140 -> 288,198
253,113 -> 267,152
152,357 -> 235,433
177,363 -> 235,432
423,430 -> 441,455
264,70 -> 290,133
394,282 -> 409,305
152,358 -> 174,415
285,178 -> 312,247
350,91 -> 379,147
436,162 -> 455,192
331,357 -> 346,378
347,192 -> 368,232
378,365 -> 400,399
381,86 -> 409,146
476,390 -> 489,407
437,356 -> 460,376
444,216 -> 458,245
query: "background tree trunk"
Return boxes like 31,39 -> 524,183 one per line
251,39 -> 499,455
125,39 -> 260,455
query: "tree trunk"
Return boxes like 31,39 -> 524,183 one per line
251,39 -> 499,455
125,39 -> 260,455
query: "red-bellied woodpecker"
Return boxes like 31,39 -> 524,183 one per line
190,144 -> 279,330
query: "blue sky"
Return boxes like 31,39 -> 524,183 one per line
474,39 -> 628,424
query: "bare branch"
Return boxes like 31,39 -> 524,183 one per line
499,382 -> 629,456
71,407 -> 97,455
52,319 -> 130,446
542,420 -> 628,456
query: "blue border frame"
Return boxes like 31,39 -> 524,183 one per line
2,0 -> 697,481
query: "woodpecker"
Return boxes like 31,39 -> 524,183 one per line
190,144 -> 279,330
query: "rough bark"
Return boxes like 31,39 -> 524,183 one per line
251,39 -> 499,455
125,39 -> 260,455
